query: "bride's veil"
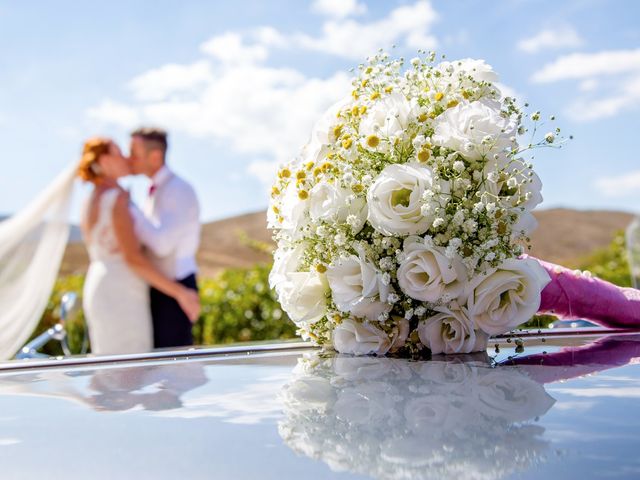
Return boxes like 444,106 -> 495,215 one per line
0,166 -> 76,360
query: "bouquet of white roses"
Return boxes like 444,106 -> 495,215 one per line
269,52 -> 564,356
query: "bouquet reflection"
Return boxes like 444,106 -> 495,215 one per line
279,353 -> 555,480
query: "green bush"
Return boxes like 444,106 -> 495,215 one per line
193,263 -> 296,345
575,231 -> 631,287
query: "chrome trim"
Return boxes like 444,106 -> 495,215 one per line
0,341 -> 316,373
3,327 -> 639,373
493,327 -> 640,340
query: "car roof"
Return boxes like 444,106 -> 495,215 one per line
0,329 -> 639,479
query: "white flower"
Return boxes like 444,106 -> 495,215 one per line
310,97 -> 353,147
269,244 -> 305,293
276,272 -> 329,328
359,92 -> 414,141
309,183 -> 367,234
332,318 -> 392,355
272,181 -> 310,238
417,305 -> 488,355
367,163 -> 436,236
397,236 -> 466,302
465,257 -> 551,335
433,99 -> 516,161
327,251 -> 392,321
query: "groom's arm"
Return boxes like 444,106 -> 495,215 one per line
133,183 -> 200,257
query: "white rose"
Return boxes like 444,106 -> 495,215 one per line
397,236 -> 466,302
327,251 -> 392,321
332,317 -> 392,355
417,306 -> 487,355
269,244 -> 305,292
433,99 -> 516,161
511,211 -> 538,238
367,163 -> 435,236
276,272 -> 329,328
309,183 -> 367,233
466,257 -> 551,335
359,92 -> 414,140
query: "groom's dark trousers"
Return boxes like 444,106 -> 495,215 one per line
150,273 -> 197,348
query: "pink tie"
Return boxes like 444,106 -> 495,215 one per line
148,184 -> 157,196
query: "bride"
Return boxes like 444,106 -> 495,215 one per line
77,138 -> 200,355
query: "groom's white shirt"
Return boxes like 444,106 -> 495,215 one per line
133,165 -> 201,280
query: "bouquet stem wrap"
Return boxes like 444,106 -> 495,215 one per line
529,255 -> 640,328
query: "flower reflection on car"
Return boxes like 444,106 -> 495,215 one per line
278,353 -> 555,480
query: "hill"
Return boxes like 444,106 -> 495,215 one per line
528,208 -> 633,266
58,208 -> 635,277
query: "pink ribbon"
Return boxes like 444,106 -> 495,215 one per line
526,255 -> 640,328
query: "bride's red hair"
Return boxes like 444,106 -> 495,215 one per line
77,137 -> 111,183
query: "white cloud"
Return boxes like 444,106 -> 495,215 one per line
0,438 -> 20,446
248,159 -> 287,185
87,1 -> 440,185
578,78 -> 599,92
128,61 -> 213,102
531,48 -> 640,121
89,33 -> 351,186
87,99 -> 140,128
297,1 -> 438,59
251,26 -> 289,48
201,32 -> 269,64
595,170 -> 640,197
517,26 -> 584,54
532,48 -> 640,83
311,0 -> 367,19
552,387 -> 640,398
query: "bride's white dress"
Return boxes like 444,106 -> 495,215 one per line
82,188 -> 153,355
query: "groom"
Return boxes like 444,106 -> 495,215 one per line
128,127 -> 201,348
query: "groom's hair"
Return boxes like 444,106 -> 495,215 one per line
131,127 -> 168,160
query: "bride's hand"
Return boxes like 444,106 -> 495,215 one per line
176,287 -> 201,323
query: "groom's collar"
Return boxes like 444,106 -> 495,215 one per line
150,165 -> 173,188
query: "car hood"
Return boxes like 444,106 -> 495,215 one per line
0,330 -> 640,479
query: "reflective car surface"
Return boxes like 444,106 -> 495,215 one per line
1,330 -> 640,479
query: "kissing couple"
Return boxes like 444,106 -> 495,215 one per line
77,128 -> 201,355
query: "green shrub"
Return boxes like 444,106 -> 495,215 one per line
193,263 -> 296,345
575,231 -> 631,287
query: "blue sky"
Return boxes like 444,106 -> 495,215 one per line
1,0 -> 639,222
